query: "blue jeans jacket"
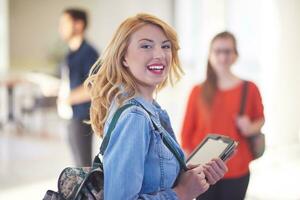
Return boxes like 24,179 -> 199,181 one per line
103,96 -> 185,199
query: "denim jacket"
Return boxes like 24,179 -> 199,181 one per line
103,96 -> 185,200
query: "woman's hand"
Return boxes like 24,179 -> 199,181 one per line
203,158 -> 228,185
236,115 -> 253,136
236,115 -> 265,137
173,164 -> 209,200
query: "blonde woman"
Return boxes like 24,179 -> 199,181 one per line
86,14 -> 228,200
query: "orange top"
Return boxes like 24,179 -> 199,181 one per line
181,81 -> 264,178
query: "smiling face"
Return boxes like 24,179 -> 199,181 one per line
209,37 -> 238,74
122,24 -> 172,91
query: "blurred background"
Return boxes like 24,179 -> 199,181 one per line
0,0 -> 300,199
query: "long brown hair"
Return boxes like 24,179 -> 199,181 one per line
202,31 -> 238,105
85,13 -> 183,137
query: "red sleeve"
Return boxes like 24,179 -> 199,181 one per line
181,85 -> 200,153
249,82 -> 264,121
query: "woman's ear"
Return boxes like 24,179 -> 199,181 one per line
122,58 -> 129,68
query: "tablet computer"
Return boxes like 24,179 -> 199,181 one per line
186,134 -> 238,165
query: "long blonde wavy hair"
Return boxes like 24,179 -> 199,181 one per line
85,13 -> 183,137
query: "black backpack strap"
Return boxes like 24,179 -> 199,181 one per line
239,81 -> 249,116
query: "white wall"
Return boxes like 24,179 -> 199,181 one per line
9,0 -> 173,73
89,0 -> 174,53
266,0 -> 300,146
175,0 -> 226,81
0,0 -> 9,75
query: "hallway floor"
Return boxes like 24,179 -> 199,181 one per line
0,128 -> 300,199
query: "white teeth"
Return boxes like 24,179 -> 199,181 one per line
148,65 -> 164,70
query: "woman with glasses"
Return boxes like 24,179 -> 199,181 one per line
181,31 -> 265,200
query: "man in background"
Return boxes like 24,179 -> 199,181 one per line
58,8 -> 99,167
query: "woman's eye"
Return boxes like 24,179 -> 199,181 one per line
141,44 -> 152,49
162,44 -> 171,49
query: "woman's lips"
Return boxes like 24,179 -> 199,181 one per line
147,64 -> 165,75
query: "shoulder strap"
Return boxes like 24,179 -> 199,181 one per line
100,103 -> 134,155
93,103 -> 134,168
239,81 -> 249,116
160,129 -> 188,171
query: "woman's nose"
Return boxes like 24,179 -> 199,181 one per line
153,47 -> 166,59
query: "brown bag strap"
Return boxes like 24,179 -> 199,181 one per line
239,81 -> 249,116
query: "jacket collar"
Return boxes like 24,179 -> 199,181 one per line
128,96 -> 161,117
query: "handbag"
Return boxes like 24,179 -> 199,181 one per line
43,103 -> 187,200
239,81 -> 265,160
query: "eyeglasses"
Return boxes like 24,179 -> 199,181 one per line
212,49 -> 235,56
